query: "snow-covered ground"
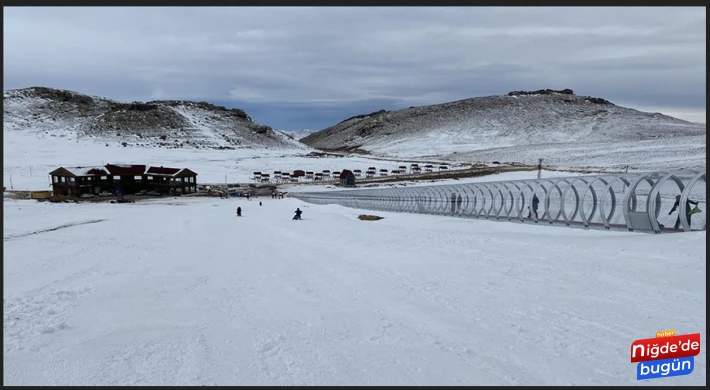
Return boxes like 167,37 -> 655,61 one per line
3,196 -> 706,386
2,130 -> 424,190
437,137 -> 707,172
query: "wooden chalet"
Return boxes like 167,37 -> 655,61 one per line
49,164 -> 198,197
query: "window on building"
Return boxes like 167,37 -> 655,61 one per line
147,176 -> 153,181
134,175 -> 142,181
69,178 -> 75,183
60,177 -> 66,183
53,176 -> 58,183
113,176 -> 120,180
101,176 -> 107,180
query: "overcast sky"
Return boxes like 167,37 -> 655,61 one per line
3,7 -> 706,130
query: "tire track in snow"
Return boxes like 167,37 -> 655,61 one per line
3,219 -> 107,241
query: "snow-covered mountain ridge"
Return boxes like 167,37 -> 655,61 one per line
3,87 -> 307,150
301,89 -> 706,170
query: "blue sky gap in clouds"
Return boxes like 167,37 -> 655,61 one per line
3,6 -> 706,130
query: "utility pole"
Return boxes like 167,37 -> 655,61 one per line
537,158 -> 543,180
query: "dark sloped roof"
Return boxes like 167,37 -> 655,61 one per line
339,169 -> 354,179
105,164 -> 147,175
146,166 -> 180,175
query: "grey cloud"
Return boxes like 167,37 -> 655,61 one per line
3,6 -> 706,127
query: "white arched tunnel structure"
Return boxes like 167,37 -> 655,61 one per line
290,170 -> 706,233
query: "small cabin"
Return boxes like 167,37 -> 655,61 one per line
339,170 -> 356,187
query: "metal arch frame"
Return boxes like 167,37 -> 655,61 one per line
645,169 -> 689,233
459,186 -> 476,217
515,182 -> 535,222
506,182 -> 524,220
494,182 -> 513,220
538,177 -> 568,224
448,185 -> 467,217
550,177 -> 576,223
560,177 -> 589,226
433,186 -> 450,215
527,180 -> 550,223
481,183 -> 497,219
665,170 -> 707,232
579,176 -> 614,227
679,171 -> 707,231
622,172 -> 667,232
495,182 -> 519,220
490,183 -> 507,219
599,175 -> 633,229
289,170 -> 705,234
472,185 -> 487,218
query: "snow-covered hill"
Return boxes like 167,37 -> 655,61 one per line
3,87 -> 308,150
301,90 -> 706,170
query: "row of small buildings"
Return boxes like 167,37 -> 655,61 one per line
253,163 -> 451,183
47,161 -> 455,198
49,164 -> 198,197
253,170 -> 357,185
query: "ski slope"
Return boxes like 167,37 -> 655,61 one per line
3,196 -> 706,386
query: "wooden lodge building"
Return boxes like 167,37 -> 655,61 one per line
49,164 -> 198,197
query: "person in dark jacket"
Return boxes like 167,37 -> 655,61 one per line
669,195 -> 700,230
527,194 -> 540,219
259,201 -> 262,206
293,208 -> 302,220
237,206 -> 242,217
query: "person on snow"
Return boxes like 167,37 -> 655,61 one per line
237,206 -> 242,217
259,201 -> 262,206
669,195 -> 701,230
293,208 -> 302,220
246,194 -> 251,201
527,194 -> 540,219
